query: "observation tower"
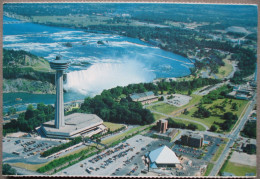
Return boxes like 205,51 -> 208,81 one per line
50,56 -> 69,129
39,56 -> 107,139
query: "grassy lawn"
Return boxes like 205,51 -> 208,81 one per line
175,94 -> 202,112
32,58 -> 52,72
101,125 -> 144,145
179,98 -> 249,131
172,118 -> 206,131
216,56 -> 233,79
147,103 -> 178,115
153,113 -> 165,121
61,145 -> 96,159
147,94 -> 202,115
103,122 -> 124,132
222,161 -> 256,176
206,99 -> 249,118
212,143 -> 226,162
11,162 -> 47,171
179,107 -> 224,128
204,163 -> 214,176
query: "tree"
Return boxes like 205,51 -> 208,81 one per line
2,164 -> 17,175
158,96 -> 164,101
193,105 -> 211,118
231,103 -> 238,111
183,109 -> 189,115
8,107 -> 16,115
25,104 -> 34,120
188,90 -> 192,96
187,124 -> 197,131
223,112 -> 237,121
96,138 -> 101,147
209,125 -> 217,132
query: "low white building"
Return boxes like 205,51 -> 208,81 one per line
146,145 -> 180,168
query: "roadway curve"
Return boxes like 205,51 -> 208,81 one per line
150,110 -> 209,131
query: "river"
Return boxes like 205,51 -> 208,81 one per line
3,16 -> 194,113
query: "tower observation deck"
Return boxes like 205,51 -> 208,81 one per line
50,57 -> 69,129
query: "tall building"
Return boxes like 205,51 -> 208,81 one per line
180,133 -> 204,148
157,119 -> 168,133
49,56 -> 69,129
40,56 -> 107,139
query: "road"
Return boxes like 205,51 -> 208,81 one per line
193,82 -> 226,96
209,94 -> 256,176
149,110 -> 209,130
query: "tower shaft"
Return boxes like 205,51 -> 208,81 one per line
55,70 -> 65,128
49,58 -> 69,129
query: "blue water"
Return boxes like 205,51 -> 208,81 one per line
3,16 -> 194,112
3,92 -> 86,113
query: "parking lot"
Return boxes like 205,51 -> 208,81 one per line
173,135 -> 225,163
56,135 -> 170,176
166,94 -> 192,107
3,137 -> 64,164
54,133 -> 226,176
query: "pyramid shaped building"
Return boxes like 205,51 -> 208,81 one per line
148,145 -> 180,168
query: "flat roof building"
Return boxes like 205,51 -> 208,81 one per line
129,91 -> 158,105
41,113 -> 107,139
181,133 -> 204,148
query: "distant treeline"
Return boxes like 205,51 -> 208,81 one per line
4,3 -> 257,28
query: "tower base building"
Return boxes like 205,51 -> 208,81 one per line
40,113 -> 107,139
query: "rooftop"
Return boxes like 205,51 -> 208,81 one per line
42,113 -> 103,135
49,59 -> 69,70
130,91 -> 155,100
149,145 -> 180,165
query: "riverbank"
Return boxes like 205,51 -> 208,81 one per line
3,78 -> 55,94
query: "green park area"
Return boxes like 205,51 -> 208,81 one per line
31,57 -> 53,72
221,161 -> 256,176
147,94 -> 202,115
173,118 -> 206,131
101,125 -> 145,145
103,122 -> 124,132
147,103 -> 178,115
179,98 -> 249,131
152,113 -> 165,121
216,57 -> 233,79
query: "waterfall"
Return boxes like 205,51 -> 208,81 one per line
64,61 -> 155,95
